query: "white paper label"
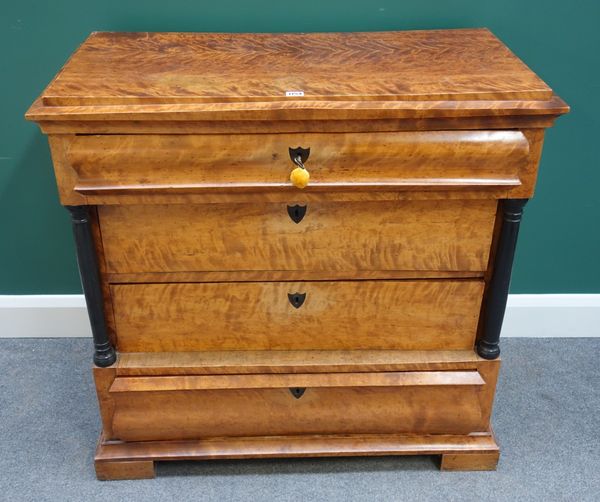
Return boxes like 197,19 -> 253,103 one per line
285,91 -> 304,97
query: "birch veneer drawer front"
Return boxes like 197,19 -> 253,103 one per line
59,130 -> 528,198
110,280 -> 484,352
99,199 -> 497,275
108,371 -> 488,441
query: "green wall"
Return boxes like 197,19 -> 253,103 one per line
1,1 -> 598,294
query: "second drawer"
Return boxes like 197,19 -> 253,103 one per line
111,280 -> 484,352
98,199 -> 497,275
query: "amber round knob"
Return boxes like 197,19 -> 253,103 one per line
290,153 -> 310,189
290,166 -> 310,189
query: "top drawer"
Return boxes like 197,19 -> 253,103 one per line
61,130 -> 528,198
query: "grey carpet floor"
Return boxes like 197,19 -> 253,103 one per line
0,338 -> 598,502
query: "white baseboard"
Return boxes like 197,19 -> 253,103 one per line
502,294 -> 600,337
0,295 -> 92,338
0,294 -> 598,338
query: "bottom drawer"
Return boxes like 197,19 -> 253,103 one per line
109,371 -> 488,441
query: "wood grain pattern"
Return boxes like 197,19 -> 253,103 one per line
63,131 -> 527,197
110,280 -> 484,352
40,30 -> 553,105
35,115 -> 560,135
115,350 -> 493,376
93,366 -> 116,439
110,371 -> 485,392
108,371 -> 488,441
475,360 -> 501,426
93,431 -> 500,477
26,95 -> 568,123
95,460 -> 155,480
47,135 -> 86,206
99,199 -> 497,274
25,30 -> 569,126
106,270 -> 483,284
44,132 -> 533,206
70,189 -> 519,208
440,452 -> 499,471
24,28 -> 570,477
508,128 -> 546,198
94,430 -> 500,462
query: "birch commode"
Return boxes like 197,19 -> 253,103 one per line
26,29 -> 568,479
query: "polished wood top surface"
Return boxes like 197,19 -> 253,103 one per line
26,29 -> 568,122
41,29 -> 551,104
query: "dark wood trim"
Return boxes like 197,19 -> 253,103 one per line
477,199 -> 528,359
66,205 -> 116,367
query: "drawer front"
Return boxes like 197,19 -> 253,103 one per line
109,371 -> 487,441
64,131 -> 528,196
99,199 -> 496,274
111,280 -> 484,352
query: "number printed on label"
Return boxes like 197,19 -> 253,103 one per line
285,91 -> 305,97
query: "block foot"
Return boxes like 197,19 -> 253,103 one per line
95,460 -> 155,480
440,452 -> 499,471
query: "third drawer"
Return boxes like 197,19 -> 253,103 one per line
110,280 -> 484,352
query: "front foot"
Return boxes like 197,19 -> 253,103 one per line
440,452 -> 499,471
95,460 -> 155,480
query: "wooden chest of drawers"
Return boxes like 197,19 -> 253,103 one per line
26,29 -> 567,479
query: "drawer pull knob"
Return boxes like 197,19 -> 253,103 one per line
287,204 -> 307,223
288,146 -> 311,189
288,292 -> 306,308
289,387 -> 306,399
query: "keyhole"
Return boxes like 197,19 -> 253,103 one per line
289,387 -> 306,399
288,292 -> 306,308
287,204 -> 307,224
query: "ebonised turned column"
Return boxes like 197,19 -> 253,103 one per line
66,206 -> 116,367
477,199 -> 528,360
